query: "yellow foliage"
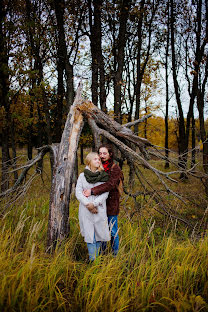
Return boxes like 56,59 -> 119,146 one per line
138,116 -> 179,149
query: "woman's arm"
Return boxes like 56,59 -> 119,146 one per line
75,174 -> 90,206
76,174 -> 98,214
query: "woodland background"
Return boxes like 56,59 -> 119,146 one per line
0,0 -> 208,187
0,1 -> 208,311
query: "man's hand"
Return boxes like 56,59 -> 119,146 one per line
86,203 -> 98,214
83,189 -> 91,197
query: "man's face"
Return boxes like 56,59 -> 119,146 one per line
99,147 -> 111,162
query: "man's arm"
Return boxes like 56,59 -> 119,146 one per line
83,164 -> 121,197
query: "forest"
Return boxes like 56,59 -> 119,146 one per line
0,0 -> 208,311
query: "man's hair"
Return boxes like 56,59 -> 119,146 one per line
98,144 -> 114,160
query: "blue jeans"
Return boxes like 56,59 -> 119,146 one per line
87,235 -> 101,261
102,216 -> 119,255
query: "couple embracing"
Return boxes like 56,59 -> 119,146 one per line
75,144 -> 123,261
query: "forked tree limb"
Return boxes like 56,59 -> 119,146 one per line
0,145 -> 55,199
85,117 -> 185,201
77,100 -> 151,149
87,117 -> 101,150
123,113 -> 152,128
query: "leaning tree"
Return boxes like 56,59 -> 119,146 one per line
0,84 -> 207,250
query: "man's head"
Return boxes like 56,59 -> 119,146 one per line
98,144 -> 114,162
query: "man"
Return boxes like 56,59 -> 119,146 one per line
83,144 -> 122,255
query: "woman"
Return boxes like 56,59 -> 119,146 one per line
75,152 -> 110,261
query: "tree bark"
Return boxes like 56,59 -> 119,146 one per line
80,145 -> 84,165
197,56 -> 208,195
165,0 -> 170,169
95,0 -> 107,112
134,0 -> 156,134
170,0 -> 186,174
0,0 -> 10,191
191,115 -> 196,168
79,100 -> 151,151
47,85 -> 84,250
134,0 -> 145,133
11,118 -> 18,182
88,0 -> 98,107
53,0 -> 75,140
114,0 -> 130,123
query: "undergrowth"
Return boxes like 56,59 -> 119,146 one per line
0,153 -> 208,311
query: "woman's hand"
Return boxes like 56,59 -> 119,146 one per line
83,189 -> 91,197
86,203 -> 98,214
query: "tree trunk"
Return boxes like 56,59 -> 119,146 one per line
0,1 -> 10,191
53,0 -> 67,141
170,0 -> 187,175
134,0 -> 145,133
202,142 -> 208,196
94,0 -> 107,112
65,62 -> 75,112
165,0 -> 170,169
134,0 -> 155,134
197,74 -> 208,196
191,115 -> 196,168
114,0 -> 130,124
47,85 -> 84,250
80,145 -> 84,165
88,118 -> 101,151
11,118 -> 18,182
88,0 -> 98,107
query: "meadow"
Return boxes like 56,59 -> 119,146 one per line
0,149 -> 208,312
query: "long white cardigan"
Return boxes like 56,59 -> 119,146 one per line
75,169 -> 110,244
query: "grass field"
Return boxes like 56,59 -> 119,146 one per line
0,149 -> 208,311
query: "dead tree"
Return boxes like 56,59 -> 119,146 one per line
47,85 -> 84,249
0,84 -> 207,249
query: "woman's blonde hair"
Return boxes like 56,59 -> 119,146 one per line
85,152 -> 103,171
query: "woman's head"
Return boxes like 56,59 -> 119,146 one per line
85,152 -> 103,171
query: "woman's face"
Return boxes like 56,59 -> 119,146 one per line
90,155 -> 101,170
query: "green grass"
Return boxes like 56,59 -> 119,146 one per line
0,152 -> 208,311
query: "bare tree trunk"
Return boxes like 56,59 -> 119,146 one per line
134,0 -> 156,134
202,142 -> 208,196
114,0 -> 130,124
88,118 -> 101,151
65,62 -> 75,112
170,0 -> 187,175
27,100 -> 33,160
197,65 -> 208,195
95,0 -> 107,112
191,115 -> 196,168
0,1 -> 10,191
11,119 -> 18,182
165,0 -> 170,169
80,145 -> 84,165
47,85 -> 84,250
134,0 -> 145,133
53,0 -> 67,141
88,0 -> 98,107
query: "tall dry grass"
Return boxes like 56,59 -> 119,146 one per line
0,153 -> 208,311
